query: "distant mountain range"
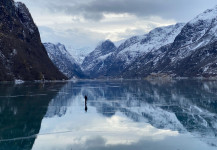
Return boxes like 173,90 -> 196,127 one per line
47,5 -> 217,79
0,0 -> 66,81
5,0 -> 217,80
77,5 -> 217,79
81,23 -> 185,78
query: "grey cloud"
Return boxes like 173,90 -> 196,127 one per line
83,12 -> 105,21
80,0 -> 217,21
40,0 -> 217,22
44,1 -> 104,21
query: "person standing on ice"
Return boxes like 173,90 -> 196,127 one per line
85,95 -> 88,112
85,95 -> 88,105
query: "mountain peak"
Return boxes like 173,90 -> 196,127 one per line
15,2 -> 38,34
95,39 -> 116,53
96,39 -> 115,48
172,5 -> 217,50
189,5 -> 217,24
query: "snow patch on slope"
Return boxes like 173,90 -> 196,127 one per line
116,23 -> 185,66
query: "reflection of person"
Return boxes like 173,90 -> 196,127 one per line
85,95 -> 87,105
85,105 -> 88,112
85,95 -> 88,112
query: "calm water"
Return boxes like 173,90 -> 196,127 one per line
0,80 -> 217,150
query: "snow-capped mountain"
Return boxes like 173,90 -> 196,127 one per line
82,23 -> 185,78
40,4 -> 217,79
82,40 -> 117,76
44,43 -> 86,79
122,5 -> 217,78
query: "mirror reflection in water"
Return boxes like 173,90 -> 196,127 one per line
0,80 -> 217,150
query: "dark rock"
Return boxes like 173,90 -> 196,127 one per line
0,0 -> 67,81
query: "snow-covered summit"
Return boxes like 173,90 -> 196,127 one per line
189,5 -> 217,24
82,40 -> 117,72
172,5 -> 217,51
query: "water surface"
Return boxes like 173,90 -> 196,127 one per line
0,80 -> 217,150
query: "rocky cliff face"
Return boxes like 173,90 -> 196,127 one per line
44,43 -> 86,79
0,0 -> 67,81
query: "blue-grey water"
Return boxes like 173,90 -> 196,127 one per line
0,80 -> 217,150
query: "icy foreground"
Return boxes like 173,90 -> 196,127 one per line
0,80 -> 216,149
43,80 -> 217,148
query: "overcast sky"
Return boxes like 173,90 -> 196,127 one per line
16,0 -> 217,49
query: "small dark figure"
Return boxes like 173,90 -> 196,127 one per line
84,95 -> 88,112
85,105 -> 88,112
85,95 -> 88,105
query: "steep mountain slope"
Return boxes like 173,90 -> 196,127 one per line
0,0 -> 66,81
82,40 -> 117,77
82,24 -> 184,78
44,43 -> 86,79
122,5 -> 217,78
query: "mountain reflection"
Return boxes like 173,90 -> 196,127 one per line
0,82 -> 66,150
0,80 -> 216,150
41,80 -> 217,149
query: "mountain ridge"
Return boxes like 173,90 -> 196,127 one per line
82,23 -> 185,78
121,5 -> 217,78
